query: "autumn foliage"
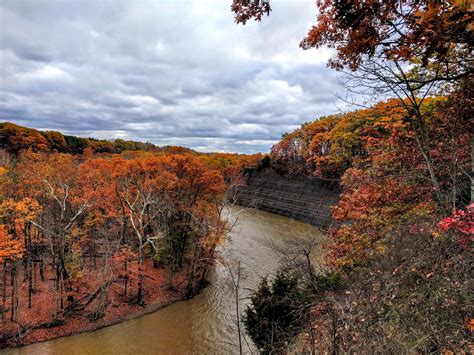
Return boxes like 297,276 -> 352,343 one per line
0,143 -> 251,346
261,82 -> 472,351
0,122 -> 196,155
0,226 -> 22,262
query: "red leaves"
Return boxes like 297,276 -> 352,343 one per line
439,203 -> 474,249
268,92 -> 469,270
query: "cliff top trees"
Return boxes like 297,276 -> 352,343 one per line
0,123 -> 49,153
233,0 -> 472,208
268,94 -> 471,267
0,122 -> 169,156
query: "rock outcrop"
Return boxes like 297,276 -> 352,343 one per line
233,168 -> 338,227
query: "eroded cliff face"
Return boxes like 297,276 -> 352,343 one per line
233,167 -> 338,227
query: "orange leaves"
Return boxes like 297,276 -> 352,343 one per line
0,122 -> 49,154
14,151 -> 77,202
143,154 -> 226,208
0,225 -> 23,262
78,157 -> 122,219
299,0 -> 471,73
467,319 -> 474,332
0,198 -> 41,236
327,92 -> 471,268
270,99 -> 411,179
0,129 -> 231,324
268,91 -> 469,268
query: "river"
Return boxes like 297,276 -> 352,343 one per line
3,206 -> 324,354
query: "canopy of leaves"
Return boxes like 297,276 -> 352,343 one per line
301,0 -> 472,77
0,122 -> 197,156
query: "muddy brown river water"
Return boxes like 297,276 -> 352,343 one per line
3,207 -> 324,354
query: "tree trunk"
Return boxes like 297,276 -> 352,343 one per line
40,259 -> 44,282
167,264 -> 174,289
137,244 -> 143,305
92,230 -> 97,270
26,223 -> 33,308
28,259 -> 33,308
53,264 -> 60,319
2,260 -> 7,320
10,264 -> 16,321
124,258 -> 128,297
33,261 -> 37,291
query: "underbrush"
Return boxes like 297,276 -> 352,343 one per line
305,224 -> 473,353
244,214 -> 473,353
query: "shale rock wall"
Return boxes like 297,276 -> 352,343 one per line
234,168 -> 338,227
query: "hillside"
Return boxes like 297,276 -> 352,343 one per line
0,122 -> 196,156
241,85 -> 473,352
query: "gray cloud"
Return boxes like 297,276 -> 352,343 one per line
0,0 -> 347,153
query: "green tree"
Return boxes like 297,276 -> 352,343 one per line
243,270 -> 309,353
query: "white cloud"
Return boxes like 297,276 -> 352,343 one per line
0,0 -> 345,153
18,65 -> 74,82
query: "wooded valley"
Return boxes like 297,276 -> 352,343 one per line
0,0 -> 472,353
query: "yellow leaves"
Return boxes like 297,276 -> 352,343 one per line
65,241 -> 84,281
0,198 -> 42,237
375,244 -> 387,255
15,198 -> 41,220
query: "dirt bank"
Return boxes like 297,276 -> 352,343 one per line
234,167 -> 338,227
0,260 -> 204,349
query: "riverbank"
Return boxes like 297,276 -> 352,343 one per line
1,207 -> 326,354
0,259 -> 204,349
234,167 -> 338,227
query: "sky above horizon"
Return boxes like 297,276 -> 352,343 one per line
0,0 -> 347,153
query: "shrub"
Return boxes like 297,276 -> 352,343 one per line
243,270 -> 309,353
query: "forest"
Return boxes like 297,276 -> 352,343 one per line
0,132 -> 260,346
0,0 -> 472,353
244,84 -> 472,352
232,0 -> 473,353
246,87 -> 474,353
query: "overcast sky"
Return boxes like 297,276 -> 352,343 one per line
0,0 -> 345,153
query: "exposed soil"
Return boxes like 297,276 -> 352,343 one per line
235,167 -> 338,227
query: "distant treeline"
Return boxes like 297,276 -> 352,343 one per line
0,122 -> 196,155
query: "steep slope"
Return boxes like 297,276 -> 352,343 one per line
235,167 -> 338,227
